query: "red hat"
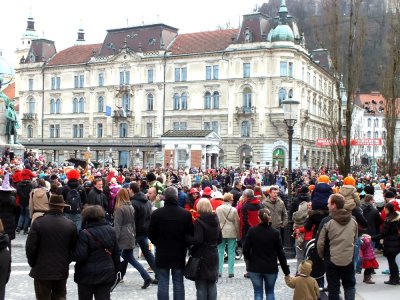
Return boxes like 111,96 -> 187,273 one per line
67,169 -> 81,181
12,169 -> 22,183
21,169 -> 36,181
189,188 -> 199,194
202,187 -> 212,196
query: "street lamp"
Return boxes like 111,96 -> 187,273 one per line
281,98 -> 300,259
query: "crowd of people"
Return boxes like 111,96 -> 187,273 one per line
0,149 -> 400,299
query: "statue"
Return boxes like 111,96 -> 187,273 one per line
1,91 -> 20,144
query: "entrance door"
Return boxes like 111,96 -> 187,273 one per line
272,148 -> 285,170
119,151 -> 129,168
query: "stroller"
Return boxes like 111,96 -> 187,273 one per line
305,238 -> 328,298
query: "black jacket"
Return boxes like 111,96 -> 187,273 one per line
0,191 -> 17,240
189,213 -> 222,282
243,223 -> 290,275
131,192 -> 152,236
25,210 -> 77,280
87,187 -> 108,212
373,213 -> 400,257
289,193 -> 310,218
361,203 -> 382,236
16,180 -> 34,207
0,233 -> 11,287
148,201 -> 194,269
57,179 -> 87,214
352,206 -> 368,234
304,209 -> 329,237
73,221 -> 120,285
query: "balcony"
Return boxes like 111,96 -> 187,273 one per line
22,113 -> 37,120
112,109 -> 132,118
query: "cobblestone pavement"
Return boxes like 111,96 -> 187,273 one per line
8,234 -> 295,300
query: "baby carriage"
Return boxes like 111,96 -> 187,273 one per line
305,238 -> 325,282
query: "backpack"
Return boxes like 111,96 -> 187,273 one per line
65,187 -> 82,212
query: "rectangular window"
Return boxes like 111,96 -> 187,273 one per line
181,67 -> 187,81
173,122 -> 187,130
212,121 -> 219,133
78,124 -> 84,138
74,75 -> 84,88
280,61 -> 287,77
313,75 -> 316,87
206,66 -> 211,80
97,123 -> 103,138
50,125 -> 55,138
73,124 -> 83,138
307,72 -> 310,84
29,78 -> 33,91
288,62 -> 293,77
56,77 -> 60,89
204,122 -> 211,130
302,67 -> 305,81
98,73 -> 104,86
213,65 -> 219,80
175,68 -> 180,82
119,71 -> 130,85
146,123 -> 153,137
51,77 -> 55,90
147,69 -> 154,83
175,67 -> 187,82
243,63 -> 250,78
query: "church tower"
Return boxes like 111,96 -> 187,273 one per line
16,14 -> 39,65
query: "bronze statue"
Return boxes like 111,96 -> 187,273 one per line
1,91 -> 19,144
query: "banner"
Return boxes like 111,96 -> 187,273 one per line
316,138 -> 382,147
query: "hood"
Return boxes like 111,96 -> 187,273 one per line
340,185 -> 357,198
249,198 -> 261,205
329,209 -> 352,225
33,187 -> 48,198
198,212 -> 220,227
67,179 -> 80,189
132,192 -> 148,203
298,260 -> 312,277
361,203 -> 373,213
0,233 -> 10,251
315,182 -> 332,193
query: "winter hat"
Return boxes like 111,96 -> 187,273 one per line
211,191 -> 223,199
298,260 -> 313,277
0,172 -> 16,191
189,188 -> 199,194
21,168 -> 36,180
317,175 -> 330,184
384,191 -> 395,199
308,185 -> 315,192
146,172 -> 156,182
67,169 -> 81,181
300,185 -> 309,194
343,176 -> 356,186
202,186 -> 212,196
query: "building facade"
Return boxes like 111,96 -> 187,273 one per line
15,1 -> 337,169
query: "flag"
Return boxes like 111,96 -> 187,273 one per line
105,105 -> 112,117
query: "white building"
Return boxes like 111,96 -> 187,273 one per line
15,1 -> 337,169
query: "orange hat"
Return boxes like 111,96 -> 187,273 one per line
332,187 -> 339,193
308,185 -> 315,192
343,176 -> 356,186
317,175 -> 330,184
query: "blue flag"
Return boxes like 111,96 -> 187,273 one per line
105,106 -> 112,117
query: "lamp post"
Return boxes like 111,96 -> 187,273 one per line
281,99 -> 300,259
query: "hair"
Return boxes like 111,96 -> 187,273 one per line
81,205 -> 105,224
242,188 -> 254,199
364,194 -> 374,204
197,198 -> 213,214
50,182 -> 59,194
223,192 -> 233,202
110,177 -> 117,184
0,219 -> 4,233
385,202 -> 397,221
38,178 -> 46,188
329,193 -> 345,209
269,186 -> 279,193
164,186 -> 178,202
258,208 -> 272,225
156,176 -> 164,184
115,188 -> 130,209
234,180 -> 241,187
129,182 -> 140,194
92,177 -> 103,186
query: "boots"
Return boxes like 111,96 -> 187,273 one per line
384,275 -> 399,285
364,274 -> 375,284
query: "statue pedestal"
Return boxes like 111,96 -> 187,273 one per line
1,142 -> 25,159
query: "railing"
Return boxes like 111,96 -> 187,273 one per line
235,106 -> 256,114
112,109 -> 132,118
22,113 -> 37,120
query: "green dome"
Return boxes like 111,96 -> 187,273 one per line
271,24 -> 294,42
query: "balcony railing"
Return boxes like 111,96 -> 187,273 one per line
22,113 -> 37,120
235,106 -> 256,114
112,109 -> 132,118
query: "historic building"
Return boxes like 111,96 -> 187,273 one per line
15,1 -> 337,169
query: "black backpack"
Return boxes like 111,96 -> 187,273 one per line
65,186 -> 82,212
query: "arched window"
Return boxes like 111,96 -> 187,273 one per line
204,92 -> 211,109
279,88 -> 286,106
181,93 -> 187,110
50,99 -> 55,114
97,96 -> 104,113
119,123 -> 128,138
73,98 -> 79,113
382,131 -> 386,139
147,94 -> 154,111
28,98 -> 35,113
213,92 -> 219,109
367,118 -> 371,127
122,93 -> 130,111
79,97 -> 84,113
55,99 -> 61,114
241,121 -> 250,137
288,89 -> 293,99
243,87 -> 252,111
27,125 -> 33,138
367,131 -> 371,138
374,131 -> 379,139
173,93 -> 180,110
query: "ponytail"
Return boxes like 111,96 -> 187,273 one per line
258,208 -> 272,225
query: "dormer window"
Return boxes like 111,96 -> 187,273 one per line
244,28 -> 253,42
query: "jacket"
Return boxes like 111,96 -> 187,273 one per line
360,235 -> 376,261
131,192 -> 152,236
240,198 -> 263,239
290,193 -> 310,218
57,180 -> 87,214
317,209 -> 358,266
16,180 -> 33,207
148,201 -> 194,269
26,210 -> 77,280
285,261 -> 319,300
73,221 -> 120,285
361,203 -> 382,236
87,187 -> 108,212
229,187 -> 242,207
215,203 -> 240,239
373,212 -> 400,257
0,191 -> 17,240
113,202 -> 136,249
190,213 -> 222,281
243,223 -> 290,275
263,196 -> 288,229
304,209 -> 329,237
311,183 -> 332,210
339,185 -> 360,211
29,187 -> 49,223
0,233 -> 11,288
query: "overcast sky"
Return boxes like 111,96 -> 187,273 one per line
1,0 -> 260,68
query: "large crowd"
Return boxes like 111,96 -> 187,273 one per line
0,149 -> 400,300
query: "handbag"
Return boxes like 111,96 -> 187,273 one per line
184,255 -> 202,281
221,207 -> 233,231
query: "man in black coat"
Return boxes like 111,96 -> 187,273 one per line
26,195 -> 77,300
361,194 -> 382,239
229,180 -> 242,207
0,172 -> 17,251
148,187 -> 194,300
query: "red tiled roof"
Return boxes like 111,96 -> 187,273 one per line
47,44 -> 102,66
357,92 -> 400,116
2,82 -> 15,99
168,29 -> 239,55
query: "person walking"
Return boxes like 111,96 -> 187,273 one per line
25,194 -> 77,300
148,187 -> 194,300
215,192 -> 240,278
72,205 -> 120,300
114,188 -> 154,289
317,193 -> 358,300
243,208 -> 290,299
188,199 -> 221,300
86,178 -> 108,213
263,186 -> 288,241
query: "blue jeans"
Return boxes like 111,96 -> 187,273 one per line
64,213 -> 81,232
157,268 -> 185,300
248,272 -> 278,300
325,260 -> 355,300
195,279 -> 217,300
120,249 -> 150,281
17,205 -> 30,232
217,238 -> 236,275
354,237 -> 362,272
136,235 -> 157,275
